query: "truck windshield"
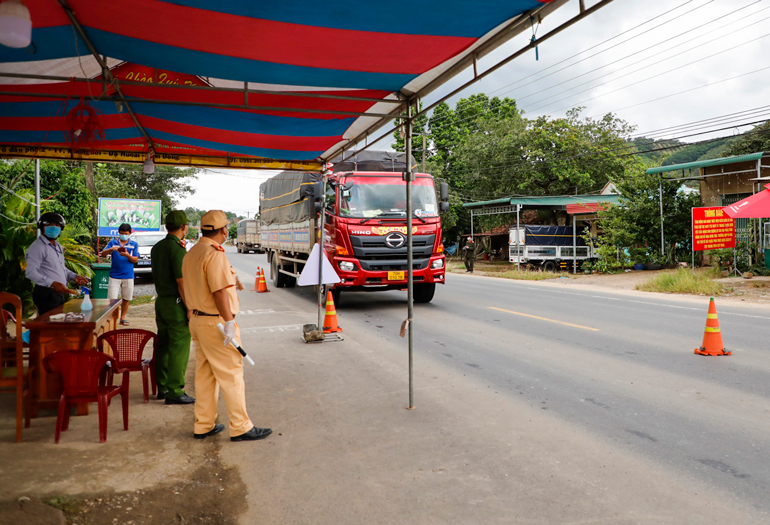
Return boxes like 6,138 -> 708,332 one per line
339,181 -> 439,219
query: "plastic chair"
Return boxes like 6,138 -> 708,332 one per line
97,329 -> 157,403
43,350 -> 128,444
0,293 -> 32,442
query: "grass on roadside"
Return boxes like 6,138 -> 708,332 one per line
636,268 -> 723,296
130,295 -> 156,306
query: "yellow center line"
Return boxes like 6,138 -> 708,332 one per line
489,307 -> 599,331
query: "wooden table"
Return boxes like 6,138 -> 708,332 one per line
25,299 -> 121,417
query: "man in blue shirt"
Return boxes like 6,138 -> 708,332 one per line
25,212 -> 88,315
100,223 -> 139,325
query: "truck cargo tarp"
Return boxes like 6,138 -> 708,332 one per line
524,226 -> 586,247
331,151 -> 417,172
260,171 -> 320,225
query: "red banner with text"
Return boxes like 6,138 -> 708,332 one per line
692,206 -> 735,251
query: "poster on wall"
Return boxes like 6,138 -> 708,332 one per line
98,198 -> 162,236
692,206 -> 735,251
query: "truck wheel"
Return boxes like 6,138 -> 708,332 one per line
271,255 -> 284,287
414,283 -> 435,303
543,261 -> 557,272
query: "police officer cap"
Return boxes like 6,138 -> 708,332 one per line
165,210 -> 188,228
200,210 -> 229,230
38,212 -> 65,229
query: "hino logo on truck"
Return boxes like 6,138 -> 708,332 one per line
385,232 -> 406,248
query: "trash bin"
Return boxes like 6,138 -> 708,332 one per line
91,263 -> 111,299
765,249 -> 770,270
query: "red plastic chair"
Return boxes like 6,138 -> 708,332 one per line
43,350 -> 128,444
97,329 -> 158,403
0,293 -> 32,442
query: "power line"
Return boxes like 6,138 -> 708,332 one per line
510,0 -> 765,106
524,14 -> 770,113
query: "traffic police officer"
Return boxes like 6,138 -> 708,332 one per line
182,210 -> 271,441
25,212 -> 88,315
151,210 -> 195,405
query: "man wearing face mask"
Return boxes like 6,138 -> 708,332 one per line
100,223 -> 139,325
25,212 -> 89,315
151,210 -> 195,404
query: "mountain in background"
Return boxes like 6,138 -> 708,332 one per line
630,136 -> 737,167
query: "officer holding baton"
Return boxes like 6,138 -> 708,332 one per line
182,210 -> 271,442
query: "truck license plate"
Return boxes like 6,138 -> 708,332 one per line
388,271 -> 405,281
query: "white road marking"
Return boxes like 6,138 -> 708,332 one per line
240,324 -> 303,334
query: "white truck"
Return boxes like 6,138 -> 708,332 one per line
509,225 -> 595,271
236,219 -> 263,254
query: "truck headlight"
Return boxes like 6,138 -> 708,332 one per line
338,261 -> 357,272
431,259 -> 444,269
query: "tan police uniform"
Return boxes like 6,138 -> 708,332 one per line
182,220 -> 253,437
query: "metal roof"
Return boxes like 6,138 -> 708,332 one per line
463,194 -> 621,210
646,152 -> 765,176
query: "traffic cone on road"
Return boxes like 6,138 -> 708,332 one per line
251,267 -> 260,291
322,291 -> 342,333
257,268 -> 270,293
694,297 -> 730,356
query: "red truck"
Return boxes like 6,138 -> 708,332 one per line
259,153 -> 448,304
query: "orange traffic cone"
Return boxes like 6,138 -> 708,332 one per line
322,291 -> 342,333
251,267 -> 261,291
257,268 -> 270,293
694,297 -> 730,356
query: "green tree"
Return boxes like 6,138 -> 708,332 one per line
94,163 -> 197,212
597,160 -> 700,265
723,120 -> 770,157
0,187 -> 37,315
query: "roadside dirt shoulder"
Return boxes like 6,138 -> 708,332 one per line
448,260 -> 770,308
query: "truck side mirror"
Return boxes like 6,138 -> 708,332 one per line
341,181 -> 354,191
440,182 -> 449,202
313,181 -> 324,201
440,201 -> 450,212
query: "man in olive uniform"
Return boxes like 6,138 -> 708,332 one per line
463,236 -> 475,273
151,210 -> 195,405
182,210 -> 271,442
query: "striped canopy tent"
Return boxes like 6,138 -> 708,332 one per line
0,0 -> 602,170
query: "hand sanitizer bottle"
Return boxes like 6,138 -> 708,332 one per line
81,287 -> 93,311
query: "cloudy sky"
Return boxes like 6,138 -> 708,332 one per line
178,0 -> 770,216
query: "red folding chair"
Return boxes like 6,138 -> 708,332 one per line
97,329 -> 158,403
43,350 -> 128,444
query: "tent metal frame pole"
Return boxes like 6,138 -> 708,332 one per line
34,159 -> 40,236
404,102 -> 415,410
0,90 -> 395,119
0,71 -> 402,104
318,180 -> 326,332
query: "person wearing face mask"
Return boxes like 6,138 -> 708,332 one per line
182,210 -> 271,442
100,223 -> 140,325
25,212 -> 89,315
151,210 -> 195,405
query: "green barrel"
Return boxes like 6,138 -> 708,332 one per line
91,263 -> 112,299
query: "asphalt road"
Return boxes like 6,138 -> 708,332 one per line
227,248 -> 770,519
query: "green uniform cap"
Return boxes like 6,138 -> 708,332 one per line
165,210 -> 188,227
